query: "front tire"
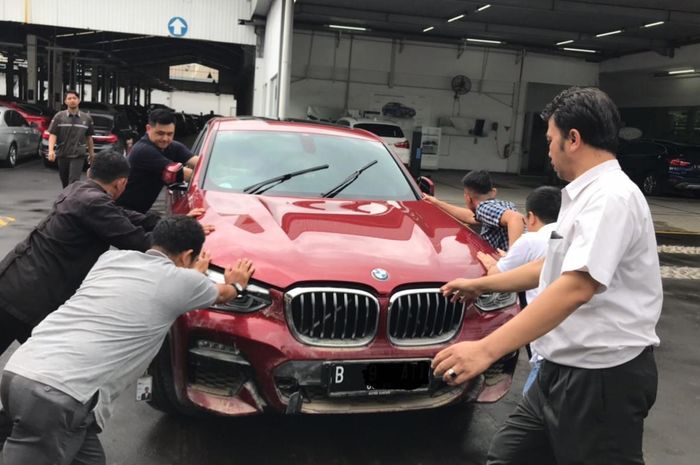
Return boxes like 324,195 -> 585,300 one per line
147,336 -> 200,417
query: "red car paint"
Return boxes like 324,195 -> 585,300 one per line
154,118 -> 520,416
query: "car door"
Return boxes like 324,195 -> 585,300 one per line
5,110 -> 30,157
13,111 -> 39,157
0,110 -> 12,157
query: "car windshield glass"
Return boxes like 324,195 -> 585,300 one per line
354,123 -> 404,138
202,130 -> 417,200
91,115 -> 114,130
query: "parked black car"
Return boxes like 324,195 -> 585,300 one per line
41,108 -> 136,167
617,138 -> 700,196
116,105 -> 148,136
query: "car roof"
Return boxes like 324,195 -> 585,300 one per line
211,117 -> 383,142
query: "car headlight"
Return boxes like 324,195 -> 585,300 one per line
207,268 -> 272,313
474,292 -> 518,312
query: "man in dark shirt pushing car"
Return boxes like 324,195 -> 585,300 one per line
117,109 -> 200,214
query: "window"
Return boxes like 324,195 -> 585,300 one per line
5,110 -> 26,127
169,63 -> 218,83
354,123 -> 404,138
2,111 -> 12,126
91,115 -> 114,130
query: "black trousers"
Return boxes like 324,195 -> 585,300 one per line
1,372 -> 105,465
487,347 -> 657,465
57,158 -> 84,188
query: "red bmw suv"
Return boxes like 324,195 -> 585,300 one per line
148,117 -> 520,417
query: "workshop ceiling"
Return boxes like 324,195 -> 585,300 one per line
293,0 -> 700,60
0,22 -> 250,91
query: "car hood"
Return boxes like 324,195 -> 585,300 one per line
195,191 -> 490,293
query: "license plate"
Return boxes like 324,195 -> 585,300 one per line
326,360 -> 431,396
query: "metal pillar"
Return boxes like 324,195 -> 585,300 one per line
101,70 -> 110,103
79,63 -> 85,99
277,0 -> 293,119
5,52 -> 15,98
26,34 -> 37,102
52,52 -> 63,108
91,66 -> 99,102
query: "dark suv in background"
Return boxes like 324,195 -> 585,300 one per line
617,138 -> 700,196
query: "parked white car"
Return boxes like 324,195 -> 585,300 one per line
335,117 -> 410,165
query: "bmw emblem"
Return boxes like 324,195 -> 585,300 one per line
371,268 -> 389,281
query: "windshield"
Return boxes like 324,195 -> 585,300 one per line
201,130 -> 417,200
90,115 -> 114,130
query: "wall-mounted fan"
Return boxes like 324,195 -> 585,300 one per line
451,75 -> 472,98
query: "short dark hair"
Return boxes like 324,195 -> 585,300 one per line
64,89 -> 80,99
540,87 -> 621,153
461,170 -> 493,195
88,150 -> 130,183
148,109 -> 176,126
151,215 -> 206,257
525,186 -> 561,224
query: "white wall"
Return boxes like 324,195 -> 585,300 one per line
290,32 -> 599,173
150,89 -> 237,116
600,43 -> 700,108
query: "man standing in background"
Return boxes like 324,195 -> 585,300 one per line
47,90 -> 95,188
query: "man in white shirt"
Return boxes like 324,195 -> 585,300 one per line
433,87 -> 661,465
0,216 -> 255,465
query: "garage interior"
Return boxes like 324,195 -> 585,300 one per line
2,0 -> 700,174
0,22 -> 256,114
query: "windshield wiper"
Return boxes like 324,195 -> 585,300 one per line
321,160 -> 378,198
243,164 -> 329,195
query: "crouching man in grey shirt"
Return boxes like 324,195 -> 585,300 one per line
0,216 -> 254,465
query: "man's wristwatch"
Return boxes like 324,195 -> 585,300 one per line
231,282 -> 246,298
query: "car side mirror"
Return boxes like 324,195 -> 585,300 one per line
417,176 -> 434,196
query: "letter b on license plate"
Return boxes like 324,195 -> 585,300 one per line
327,360 -> 430,396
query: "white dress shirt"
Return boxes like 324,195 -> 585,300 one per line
497,222 -> 557,304
531,159 -> 662,369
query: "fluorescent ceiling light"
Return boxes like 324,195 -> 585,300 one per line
556,39 -> 574,45
328,24 -> 367,31
643,21 -> 664,28
668,69 -> 695,75
448,14 -> 465,23
55,30 -> 99,38
423,26 -> 435,32
477,4 -> 491,12
596,29 -> 622,38
562,47 -> 598,53
467,37 -> 502,44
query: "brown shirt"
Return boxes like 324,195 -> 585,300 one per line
47,110 -> 94,159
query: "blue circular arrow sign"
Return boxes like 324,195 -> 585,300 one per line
168,17 -> 188,37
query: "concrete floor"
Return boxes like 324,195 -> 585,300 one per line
0,160 -> 699,465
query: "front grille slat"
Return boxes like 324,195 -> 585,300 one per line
286,288 -> 379,347
320,293 -> 327,338
352,294 -> 359,339
388,289 -> 465,346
